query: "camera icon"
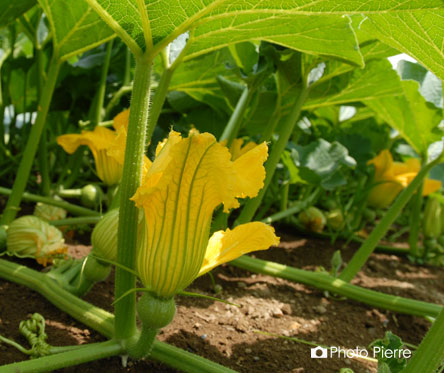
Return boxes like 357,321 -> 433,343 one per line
311,346 -> 328,359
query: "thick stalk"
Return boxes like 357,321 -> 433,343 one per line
236,86 -> 309,225
339,159 -> 441,282
90,40 -> 114,126
403,308 -> 444,373
408,181 -> 424,257
114,57 -> 153,340
0,258 -> 235,372
231,255 -> 442,318
219,87 -> 252,147
1,56 -> 61,225
0,187 -> 100,217
2,340 -> 124,373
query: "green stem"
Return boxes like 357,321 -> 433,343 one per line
236,86 -> 309,225
280,182 -> 289,213
0,55 -> 61,225
90,40 -> 114,126
403,308 -> 444,373
231,255 -> 442,318
339,159 -> 440,282
58,188 -> 82,198
114,57 -> 153,340
219,87 -> 253,147
1,340 -> 124,373
0,187 -> 100,217
408,181 -> 424,257
0,258 -> 235,372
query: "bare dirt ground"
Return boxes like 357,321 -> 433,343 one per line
1,227 -> 443,372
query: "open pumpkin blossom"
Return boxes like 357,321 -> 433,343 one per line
367,150 -> 442,209
57,110 -> 151,186
132,130 -> 279,298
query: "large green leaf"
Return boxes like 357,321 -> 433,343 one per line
360,8 -> 444,81
85,0 -> 364,64
168,48 -> 236,114
38,0 -> 114,60
0,0 -> 36,28
303,59 -> 402,109
364,80 -> 443,154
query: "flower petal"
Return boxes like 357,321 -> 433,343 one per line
57,127 -> 116,156
367,180 -> 404,208
368,150 -> 393,180
232,142 -> 268,200
112,109 -> 130,131
199,222 -> 279,276
133,131 -> 238,297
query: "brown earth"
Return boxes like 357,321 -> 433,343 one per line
0,227 -> 443,373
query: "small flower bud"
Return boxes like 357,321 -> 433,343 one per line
91,208 -> 119,261
299,207 -> 326,233
6,216 -> 67,266
34,203 -> 67,221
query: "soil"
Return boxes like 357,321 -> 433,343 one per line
1,227 -> 443,373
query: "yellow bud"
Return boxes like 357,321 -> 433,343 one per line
6,216 -> 67,266
34,203 -> 67,221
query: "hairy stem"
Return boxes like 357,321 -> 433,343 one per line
114,56 -> 153,340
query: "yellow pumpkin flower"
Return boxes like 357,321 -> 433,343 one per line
132,130 -> 279,298
367,150 -> 442,208
57,109 -> 151,185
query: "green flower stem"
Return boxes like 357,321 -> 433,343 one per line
408,181 -> 424,257
114,57 -> 153,340
128,326 -> 158,359
231,255 -> 442,318
1,340 -> 124,373
50,216 -> 102,226
0,187 -> 100,217
219,87 -> 253,147
339,158 -> 441,283
90,40 -> 114,126
0,258 -> 235,372
236,86 -> 309,225
403,308 -> 444,373
58,189 -> 83,198
0,56 -> 61,225
280,183 -> 289,213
